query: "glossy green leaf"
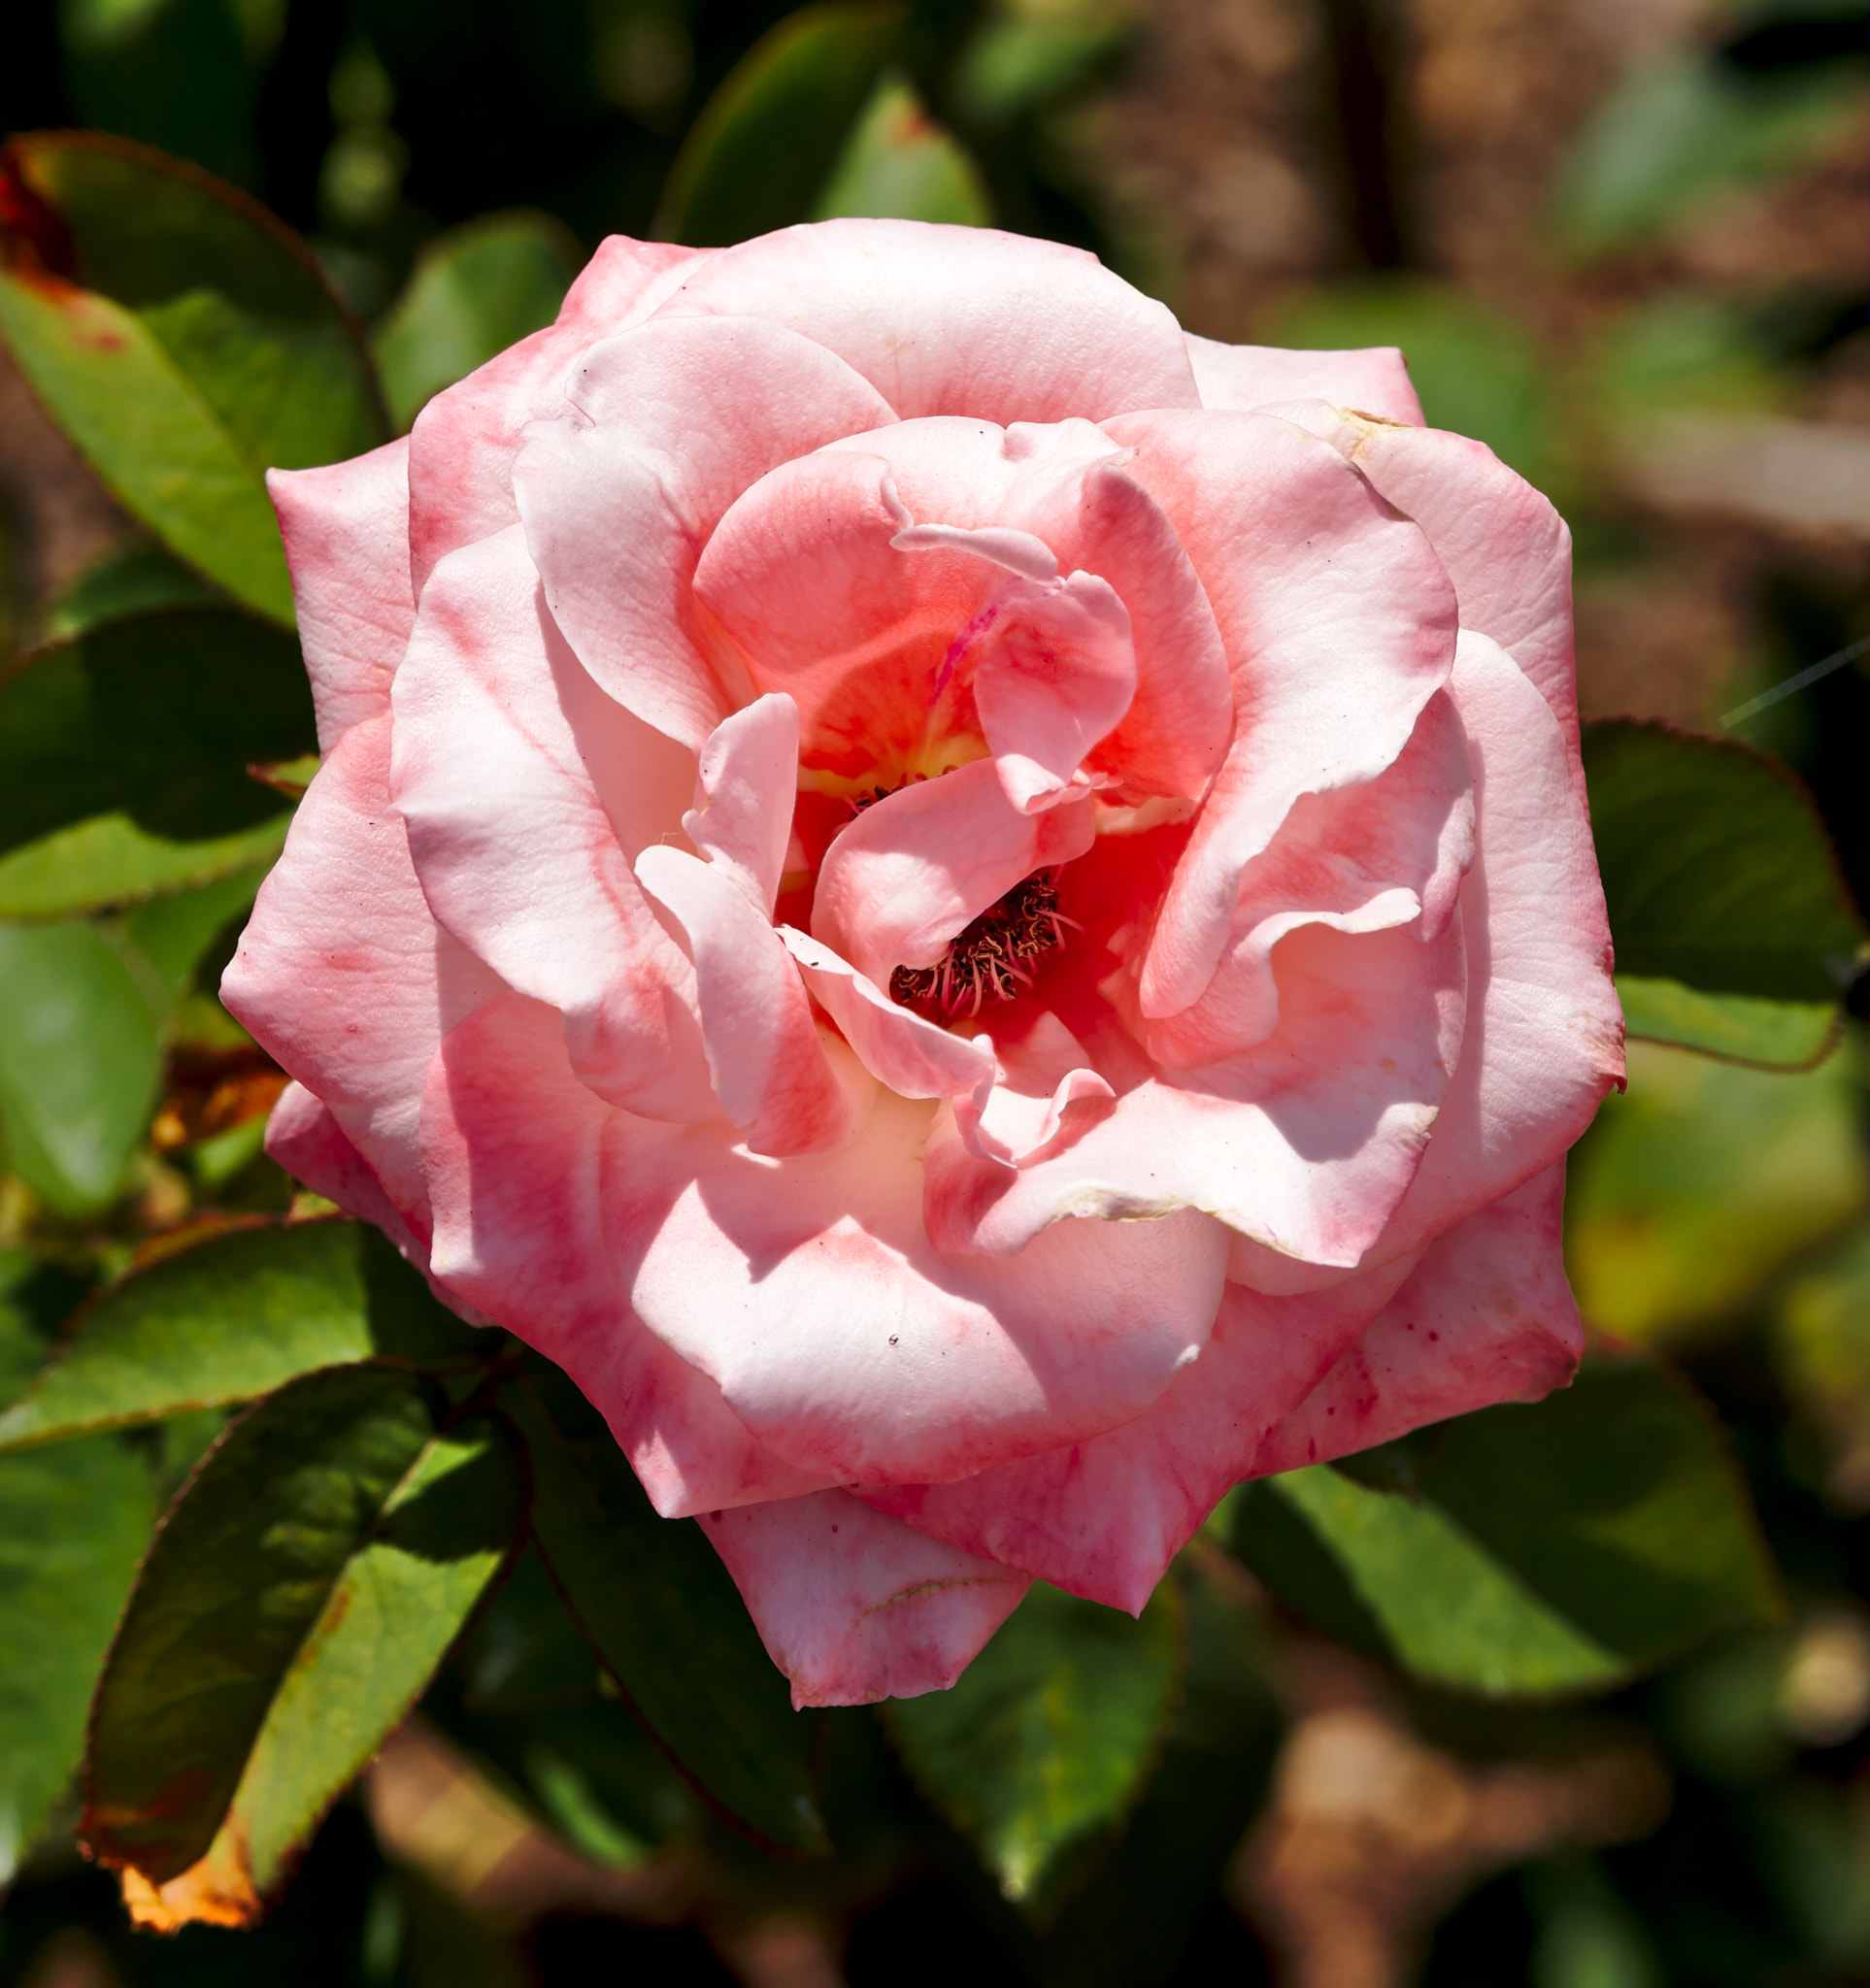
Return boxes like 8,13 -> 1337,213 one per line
121,863 -> 268,998
0,811 -> 290,922
1566,1035 -> 1867,1341
1583,719 -> 1866,1007
1027,1558 -> 1283,1987
0,920 -> 162,1214
373,210 -> 580,432
885,1579 -> 1182,1914
0,273 -> 293,624
0,1220 -> 487,1452
657,3 -> 905,247
1232,1355 -> 1780,1698
0,611 -> 311,856
0,133 -> 388,621
0,1434 -> 156,1881
35,541 -> 229,646
504,1365 -> 825,1854
1614,976 -> 1838,1072
813,73 -> 991,225
954,14 -> 1129,126
83,1363 -> 505,1882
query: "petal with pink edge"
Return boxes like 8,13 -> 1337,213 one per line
423,992 -> 830,1516
389,524 -> 718,1123
221,714 -> 503,1242
1185,334 -> 1423,425
266,437 -> 414,752
406,236 -> 708,593
812,760 -> 1094,985
513,315 -> 895,749
264,1081 -> 427,1269
683,693 -> 801,917
652,218 -> 1199,423
865,1254 -> 1416,1612
1101,409 -> 1458,1018
599,1085 -> 1230,1485
698,1489 -> 1031,1707
1252,1162 -> 1585,1475
1373,632 -> 1621,1260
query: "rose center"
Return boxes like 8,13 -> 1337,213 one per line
889,872 -> 1077,1024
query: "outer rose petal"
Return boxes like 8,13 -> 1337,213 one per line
1252,1163 -> 1584,1474
865,1254 -> 1416,1612
1102,409 -> 1458,1018
599,1084 -> 1231,1485
221,714 -> 503,1242
1185,333 -> 1423,425
424,993 -> 831,1515
652,218 -> 1200,423
698,1489 -> 1030,1708
514,315 -> 897,750
266,438 -> 415,752
264,1082 -> 426,1269
1282,404 -> 1579,755
389,525 -> 718,1123
1374,632 -> 1622,1258
406,236 -> 708,594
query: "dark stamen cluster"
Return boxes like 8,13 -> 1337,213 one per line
889,872 -> 1079,1023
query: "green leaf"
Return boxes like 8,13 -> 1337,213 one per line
0,273 -> 294,624
0,611 -> 312,856
121,863 -> 268,999
83,1363 -> 518,1887
373,211 -> 580,433
1583,719 -> 1867,1009
0,133 -> 388,622
0,920 -> 163,1214
1774,1228 -> 1870,1508
1566,1034 -> 1868,1340
812,73 -> 991,226
1232,1355 -> 1781,1698
0,1220 -> 488,1452
503,1365 -> 825,1854
954,14 -> 1129,126
35,541 -> 230,646
1613,976 -> 1838,1072
1027,1558 -> 1283,1988
0,1434 -> 157,1881
0,811 -> 290,922
884,1579 -> 1182,1914
656,3 -> 906,247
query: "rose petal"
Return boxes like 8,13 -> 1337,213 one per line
407,236 -> 708,594
1374,632 -> 1622,1258
600,1085 -> 1230,1485
698,1490 -> 1030,1707
513,315 -> 896,749
390,524 -> 718,1122
221,714 -> 503,1241
653,218 -> 1199,422
683,693 -> 801,917
266,438 -> 414,751
952,1012 -> 1116,1171
1252,1162 -> 1584,1474
812,759 -> 1095,985
865,1255 -> 1416,1612
424,992 -> 831,1515
1102,409 -> 1458,1018
636,846 -> 867,1157
1185,334 -> 1423,425
264,1081 -> 427,1268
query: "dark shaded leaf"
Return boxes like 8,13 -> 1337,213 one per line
34,541 -> 229,645
657,3 -> 905,247
0,1220 -> 488,1452
0,1434 -> 157,1880
0,611 -> 311,856
885,1579 -> 1183,1916
1232,1355 -> 1781,1698
503,1365 -> 825,1854
1583,720 -> 1867,1012
373,210 -> 579,432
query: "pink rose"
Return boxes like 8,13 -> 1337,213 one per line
224,220 -> 1623,1707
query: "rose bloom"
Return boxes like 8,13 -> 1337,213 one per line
224,220 -> 1623,1707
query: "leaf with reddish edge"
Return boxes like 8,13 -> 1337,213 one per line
502,1361 -> 827,1856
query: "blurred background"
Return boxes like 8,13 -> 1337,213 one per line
1,1 -> 1866,1983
